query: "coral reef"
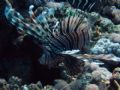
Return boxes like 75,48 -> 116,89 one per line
0,67 -> 119,90
0,0 -> 120,90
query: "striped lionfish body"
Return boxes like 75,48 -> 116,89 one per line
4,0 -> 91,75
40,16 -> 91,68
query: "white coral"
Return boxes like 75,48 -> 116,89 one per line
91,38 -> 120,56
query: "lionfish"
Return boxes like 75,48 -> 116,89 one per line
4,0 -> 91,75
55,0 -> 117,13
73,0 -> 115,10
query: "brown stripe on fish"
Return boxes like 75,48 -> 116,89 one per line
66,0 -> 113,13
48,34 -> 66,50
60,17 -> 73,49
39,16 -> 90,75
77,25 -> 84,49
48,16 -> 90,51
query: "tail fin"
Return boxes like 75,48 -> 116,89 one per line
62,54 -> 85,75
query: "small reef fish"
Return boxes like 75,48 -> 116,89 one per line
4,0 -> 91,75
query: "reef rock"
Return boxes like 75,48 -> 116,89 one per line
103,6 -> 120,24
91,38 -> 120,56
109,33 -> 120,43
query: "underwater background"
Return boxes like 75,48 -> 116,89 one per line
0,0 -> 120,90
